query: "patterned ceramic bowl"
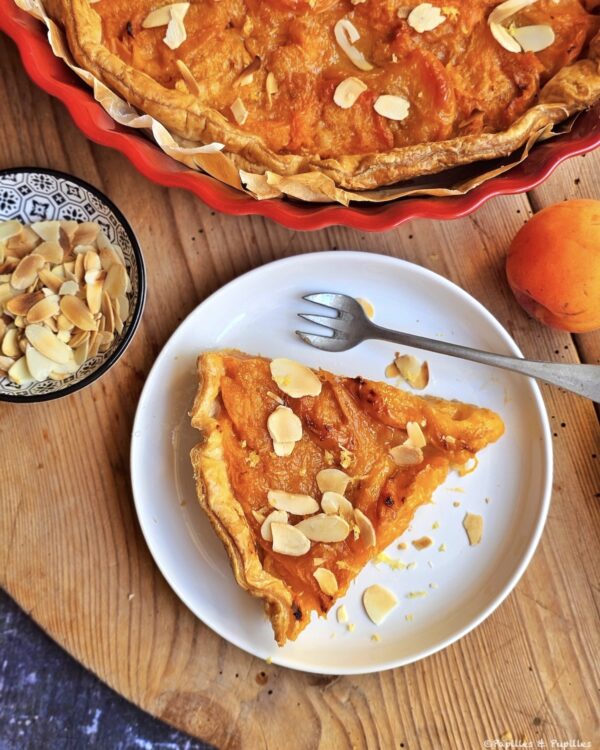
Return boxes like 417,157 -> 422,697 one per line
0,168 -> 145,402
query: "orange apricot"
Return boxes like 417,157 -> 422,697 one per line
506,199 -> 600,333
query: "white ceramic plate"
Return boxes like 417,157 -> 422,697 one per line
130,251 -> 552,674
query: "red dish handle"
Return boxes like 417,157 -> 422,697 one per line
2,0 -> 600,232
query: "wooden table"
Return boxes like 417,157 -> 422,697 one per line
1,33 -> 599,750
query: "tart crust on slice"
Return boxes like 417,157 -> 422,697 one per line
190,350 -> 504,645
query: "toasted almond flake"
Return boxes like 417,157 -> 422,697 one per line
333,76 -> 367,109
235,56 -> 261,87
0,221 -> 23,242
321,491 -> 354,522
251,509 -> 266,524
316,468 -> 351,495
271,522 -> 311,556
7,226 -> 40,255
267,490 -> 319,515
35,241 -> 63,265
354,508 -> 376,547
25,323 -> 74,364
406,420 -> 427,448
490,20 -> 522,52
389,443 -> 424,466
463,512 -> 483,545
363,584 -> 398,625
1,327 -> 20,358
86,277 -> 104,316
272,441 -> 295,457
373,552 -> 406,571
25,344 -> 56,382
11,254 -> 45,291
510,24 -> 554,52
59,295 -> 97,331
407,590 -> 427,599
412,535 -> 433,550
334,18 -> 373,72
266,390 -> 284,405
26,294 -> 60,323
104,262 -> 129,300
313,567 -> 338,596
0,354 -> 15,374
260,509 -> 289,542
295,513 -> 350,542
267,405 -> 302,445
394,353 -> 429,388
230,97 -> 249,125
356,297 -> 375,319
266,72 -> 278,105
385,362 -> 399,379
8,356 -> 33,385
37,268 -> 62,294
31,220 -> 60,244
142,4 -> 172,26
58,280 -> 80,297
174,59 -> 200,97
374,94 -> 410,121
407,3 -> 446,33
6,291 -> 45,317
270,358 -> 322,398
336,604 -> 348,623
84,250 -> 101,273
73,340 -> 89,367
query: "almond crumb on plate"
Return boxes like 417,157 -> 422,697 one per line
371,633 -> 381,642
347,623 -> 356,632
412,535 -> 433,550
463,512 -> 484,545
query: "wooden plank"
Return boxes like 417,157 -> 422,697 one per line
1,34 -> 599,750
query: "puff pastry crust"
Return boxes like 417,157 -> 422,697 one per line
43,0 -> 600,190
189,350 -> 504,645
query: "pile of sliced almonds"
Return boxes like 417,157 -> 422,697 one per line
389,420 -> 428,467
0,219 -> 131,386
488,0 -> 555,53
258,466 -> 378,595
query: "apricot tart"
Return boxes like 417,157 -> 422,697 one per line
189,351 -> 504,645
41,0 -> 600,190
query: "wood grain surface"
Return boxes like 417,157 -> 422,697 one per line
1,33 -> 599,750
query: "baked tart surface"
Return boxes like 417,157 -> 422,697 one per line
189,351 -> 504,645
43,0 -> 600,189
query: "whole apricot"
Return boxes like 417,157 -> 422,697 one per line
506,199 -> 600,333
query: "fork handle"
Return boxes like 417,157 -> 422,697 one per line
371,324 -> 600,403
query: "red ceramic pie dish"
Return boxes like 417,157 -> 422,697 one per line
2,0 -> 600,232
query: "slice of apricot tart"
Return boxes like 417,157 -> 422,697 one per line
190,350 -> 504,646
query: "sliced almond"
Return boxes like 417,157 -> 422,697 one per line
38,268 -> 63,294
7,226 -> 40,255
31,220 -> 60,244
317,468 -> 351,495
58,280 -> 80,297
73,339 -> 89,367
60,295 -> 97,331
35,241 -> 63,265
72,222 -> 99,247
271,522 -> 311,557
394,353 -> 429,389
8,356 -> 33,386
313,568 -> 338,596
321,491 -> 354,522
86,276 -> 104,315
294,514 -> 350,543
406,420 -> 427,448
101,291 -> 115,334
231,97 -> 249,126
490,21 -> 522,52
1,327 -> 20,358
175,59 -> 201,96
266,72 -> 278,105
363,584 -> 398,625
354,508 -> 376,547
267,490 -> 319,516
273,441 -> 296,457
164,3 -> 189,50
69,329 -> 90,349
334,18 -> 373,72
11,254 -> 45,290
5,291 -> 45,317
104,263 -> 128,299
25,344 -> 56,382
0,220 -> 23,242
27,294 -> 60,323
374,94 -> 410,121
270,358 -> 322,398
260,509 -> 289,542
463,513 -> 483,545
511,24 -> 555,52
333,77 -> 367,109
25,323 -> 74,364
84,250 -> 101,272
488,0 -> 537,26
336,604 -> 348,623
99,245 -> 123,271
389,443 -> 424,466
142,2 -> 188,27
0,354 -> 15,374
407,3 -> 446,33
267,405 -> 302,445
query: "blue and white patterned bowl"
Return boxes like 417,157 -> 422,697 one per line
0,168 -> 145,402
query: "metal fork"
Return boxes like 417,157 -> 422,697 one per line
296,293 -> 600,403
